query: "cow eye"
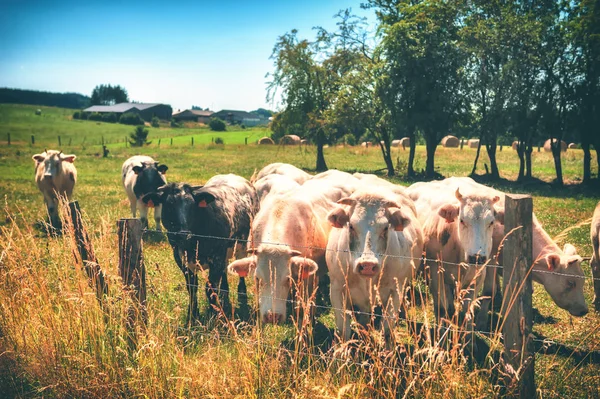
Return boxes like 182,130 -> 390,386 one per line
566,280 -> 576,290
460,219 -> 465,225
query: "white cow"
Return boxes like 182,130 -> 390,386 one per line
122,155 -> 168,230
590,202 -> 600,311
326,188 -> 423,340
253,173 -> 300,206
254,162 -> 312,185
32,150 -> 77,228
406,182 -> 504,327
229,172 -> 359,323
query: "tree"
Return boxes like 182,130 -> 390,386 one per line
129,126 -> 151,147
209,117 -> 226,131
90,84 -> 129,106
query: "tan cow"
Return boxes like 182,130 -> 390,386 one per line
590,202 -> 600,311
326,187 -> 423,341
253,173 -> 300,206
228,172 -> 358,323
32,150 -> 77,229
255,162 -> 312,185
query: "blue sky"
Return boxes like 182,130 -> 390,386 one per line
0,0 -> 375,112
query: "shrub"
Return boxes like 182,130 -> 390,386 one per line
214,137 -> 224,145
170,118 -> 180,128
72,111 -> 80,120
129,125 -> 151,147
339,133 -> 357,146
102,112 -> 117,123
35,109 -> 42,115
79,112 -> 88,120
240,124 -> 246,129
88,112 -> 103,121
151,116 -> 160,128
209,117 -> 226,132
119,112 -> 144,125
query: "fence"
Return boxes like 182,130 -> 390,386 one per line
62,196 -> 600,398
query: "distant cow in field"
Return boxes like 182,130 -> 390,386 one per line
32,150 -> 77,229
122,156 -> 168,230
143,174 -> 258,321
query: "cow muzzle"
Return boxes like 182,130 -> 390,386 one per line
356,258 -> 380,277
263,311 -> 283,324
467,255 -> 487,265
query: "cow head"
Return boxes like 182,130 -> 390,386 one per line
228,244 -> 318,324
32,150 -> 76,179
328,192 -> 411,278
538,244 -> 588,317
437,188 -> 504,264
132,161 -> 168,199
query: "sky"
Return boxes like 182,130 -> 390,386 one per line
0,0 -> 376,112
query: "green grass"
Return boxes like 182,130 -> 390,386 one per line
1,104 -> 600,398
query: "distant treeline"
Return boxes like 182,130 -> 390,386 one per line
0,88 -> 91,109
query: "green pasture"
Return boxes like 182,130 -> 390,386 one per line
1,104 -> 600,397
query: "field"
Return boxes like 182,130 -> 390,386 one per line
1,104 -> 600,398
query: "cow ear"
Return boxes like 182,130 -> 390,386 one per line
567,255 -> 582,267
32,154 -> 45,162
337,197 -> 356,206
192,188 -> 216,208
545,254 -> 561,271
438,204 -> 459,223
386,208 -> 411,231
327,207 -> 349,228
494,208 -> 505,225
157,164 -> 168,174
290,256 -> 318,280
228,256 -> 257,278
60,154 -> 76,163
133,166 -> 144,175
563,243 -> 577,256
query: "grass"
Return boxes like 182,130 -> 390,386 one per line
1,104 -> 600,398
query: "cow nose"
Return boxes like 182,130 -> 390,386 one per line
468,255 -> 487,265
264,312 -> 283,324
575,308 -> 588,317
357,259 -> 379,276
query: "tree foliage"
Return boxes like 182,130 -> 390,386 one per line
209,118 -> 227,131
90,84 -> 129,106
129,126 -> 151,147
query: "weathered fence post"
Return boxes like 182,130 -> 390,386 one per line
31,135 -> 35,145
68,137 -> 72,146
460,139 -> 464,150
7,133 -> 10,145
191,137 -> 194,146
245,137 -> 248,145
170,137 -> 173,146
158,138 -> 161,147
58,136 -> 61,146
68,201 -> 108,301
502,194 -> 535,398
117,218 -> 147,347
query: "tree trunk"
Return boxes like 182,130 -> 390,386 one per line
525,146 -> 533,179
407,129 -> 416,177
380,141 -> 395,177
517,142 -> 525,181
425,133 -> 437,178
486,140 -> 500,179
551,138 -> 563,186
582,141 -> 591,184
315,129 -> 328,172
470,130 -> 484,176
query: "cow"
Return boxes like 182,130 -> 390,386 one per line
32,150 -> 77,229
228,172 -> 359,324
142,174 -> 258,322
326,188 -> 423,341
591,202 -> 600,311
253,173 -> 300,206
406,182 -> 505,329
429,177 -> 589,325
254,162 -> 312,185
122,155 -> 168,230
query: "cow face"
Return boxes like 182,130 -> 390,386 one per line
328,194 -> 411,278
228,245 -> 318,324
32,150 -> 76,179
132,162 -> 168,199
437,189 -> 503,264
541,245 -> 588,317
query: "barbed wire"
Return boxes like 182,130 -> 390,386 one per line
140,228 -> 600,283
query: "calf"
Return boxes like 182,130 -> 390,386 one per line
406,183 -> 504,328
142,174 -> 258,321
255,162 -> 312,185
228,173 -> 358,324
32,150 -> 77,229
122,155 -> 168,230
326,188 -> 423,341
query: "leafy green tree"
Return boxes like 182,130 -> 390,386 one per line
209,117 -> 226,131
151,116 -> 160,128
129,126 -> 151,147
90,84 -> 129,106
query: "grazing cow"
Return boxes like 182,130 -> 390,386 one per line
32,150 -> 77,228
142,174 -> 258,321
406,182 -> 504,327
253,174 -> 300,206
255,162 -> 312,185
228,172 -> 359,324
433,177 -> 589,323
326,188 -> 423,340
122,156 -> 168,230
590,202 -> 600,311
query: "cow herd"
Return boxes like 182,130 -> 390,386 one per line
32,151 -> 596,345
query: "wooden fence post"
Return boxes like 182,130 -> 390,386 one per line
31,135 -> 35,145
68,201 -> 108,301
191,137 -> 194,146
502,194 -> 535,398
170,138 -> 173,146
117,218 -> 147,347
68,137 -> 72,146
7,133 -> 10,145
58,136 -> 61,146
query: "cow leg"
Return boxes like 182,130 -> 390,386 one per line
172,247 -> 199,323
591,256 -> 600,311
128,195 -> 137,218
137,199 -> 149,229
429,260 -> 451,321
206,258 -> 231,315
382,288 -> 401,344
331,281 -> 351,341
154,204 -> 163,232
476,268 -> 497,331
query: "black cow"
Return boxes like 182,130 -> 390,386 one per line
143,174 -> 258,321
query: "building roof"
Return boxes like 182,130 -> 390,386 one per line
173,109 -> 214,117
84,102 -> 166,113
213,109 -> 260,120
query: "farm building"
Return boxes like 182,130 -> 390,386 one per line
172,109 -> 214,123
212,110 -> 263,126
83,103 -> 172,121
